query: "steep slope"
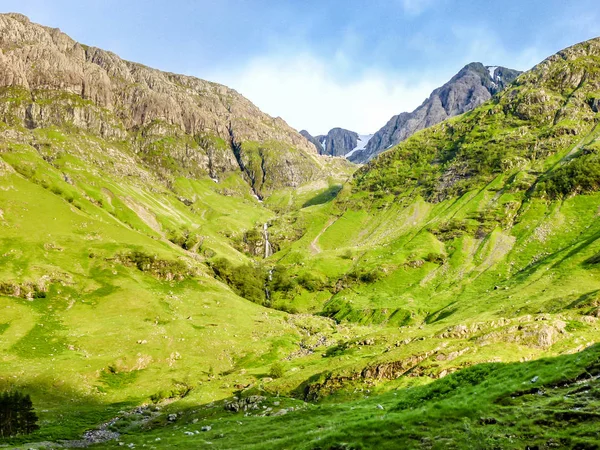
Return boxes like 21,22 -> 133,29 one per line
350,63 -> 521,163
260,36 -> 600,393
299,129 -> 324,153
302,127 -> 374,158
0,13 -> 353,199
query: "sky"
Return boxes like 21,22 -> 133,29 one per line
3,1 -> 600,134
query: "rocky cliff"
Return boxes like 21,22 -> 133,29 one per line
302,128 -> 373,158
300,130 -> 324,153
0,13 -> 348,198
349,63 -> 521,163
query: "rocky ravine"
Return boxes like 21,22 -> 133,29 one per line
350,63 -> 521,163
0,13 -> 349,197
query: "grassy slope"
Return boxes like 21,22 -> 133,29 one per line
41,344 -> 600,449
259,40 -> 600,384
0,127 -> 363,444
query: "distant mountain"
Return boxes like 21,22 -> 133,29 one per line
300,130 -> 325,153
349,63 -> 521,163
302,128 -> 374,158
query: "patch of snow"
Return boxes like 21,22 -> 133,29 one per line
211,177 -> 219,183
487,66 -> 498,79
345,134 -> 373,158
320,137 -> 327,152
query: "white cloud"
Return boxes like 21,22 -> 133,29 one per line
200,53 -> 442,135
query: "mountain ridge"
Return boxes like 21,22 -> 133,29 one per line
349,62 -> 522,163
301,127 -> 373,158
0,12 -> 353,199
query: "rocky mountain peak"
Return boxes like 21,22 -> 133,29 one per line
349,62 -> 521,163
0,13 -> 320,153
301,128 -> 374,159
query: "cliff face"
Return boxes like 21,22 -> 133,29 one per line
318,128 -> 358,157
350,63 -> 521,163
301,128 -> 374,159
300,130 -> 324,153
0,13 -> 346,197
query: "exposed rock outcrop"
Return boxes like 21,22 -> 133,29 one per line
0,13 -> 349,196
350,63 -> 521,163
319,128 -> 359,157
300,130 -> 324,153
302,128 -> 373,159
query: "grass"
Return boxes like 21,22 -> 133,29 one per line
36,343 -> 598,450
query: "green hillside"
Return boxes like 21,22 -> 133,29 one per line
0,14 -> 599,450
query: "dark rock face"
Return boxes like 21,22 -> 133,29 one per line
319,128 -> 359,157
350,63 -> 521,163
302,128 -> 374,159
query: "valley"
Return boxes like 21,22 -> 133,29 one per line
0,11 -> 599,450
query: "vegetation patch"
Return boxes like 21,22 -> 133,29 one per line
112,251 -> 194,281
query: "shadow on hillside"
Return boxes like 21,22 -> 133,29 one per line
302,185 -> 342,208
0,376 -> 136,446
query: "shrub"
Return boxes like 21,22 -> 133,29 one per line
424,253 -> 446,264
429,220 -> 474,241
341,249 -> 353,260
538,151 -> 600,198
210,258 -> 267,305
119,251 -> 191,281
269,362 -> 285,379
346,268 -> 384,284
268,266 -> 296,292
167,228 -> 202,251
297,272 -> 323,292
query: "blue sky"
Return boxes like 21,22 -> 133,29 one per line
3,0 -> 600,134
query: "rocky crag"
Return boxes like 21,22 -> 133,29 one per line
350,63 -> 521,163
0,13 -> 351,198
301,128 -> 373,158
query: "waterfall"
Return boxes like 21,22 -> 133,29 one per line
263,224 -> 273,303
263,223 -> 272,258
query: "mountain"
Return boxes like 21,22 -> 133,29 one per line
349,62 -> 521,163
268,37 -> 600,337
0,13 -> 352,199
299,129 -> 325,153
301,127 -> 374,157
71,35 -> 600,449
